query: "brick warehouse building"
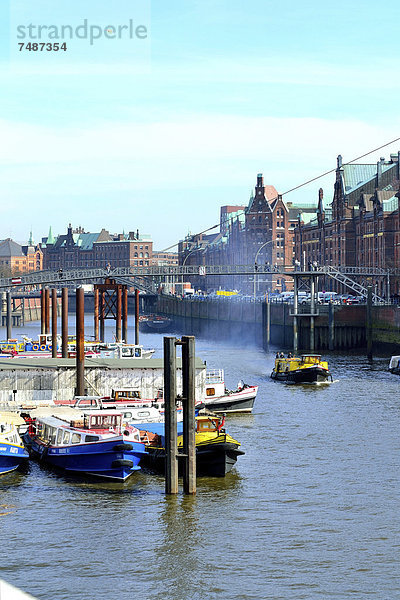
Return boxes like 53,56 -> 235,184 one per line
179,174 -> 312,294
42,224 -> 153,270
0,235 -> 43,276
294,153 -> 400,296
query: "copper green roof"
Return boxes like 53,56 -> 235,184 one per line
343,163 -> 393,194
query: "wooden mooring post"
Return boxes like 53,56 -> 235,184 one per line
164,335 -> 196,495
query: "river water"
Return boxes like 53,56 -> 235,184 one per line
1,318 -> 400,599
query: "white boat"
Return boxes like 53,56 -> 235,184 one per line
389,355 -> 400,375
198,370 -> 258,413
97,343 -> 155,359
0,412 -> 29,475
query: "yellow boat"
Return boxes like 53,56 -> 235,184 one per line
141,415 -> 244,477
271,353 -> 331,384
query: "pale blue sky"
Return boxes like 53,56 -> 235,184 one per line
1,0 -> 399,248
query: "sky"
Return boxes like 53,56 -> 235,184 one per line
0,0 -> 400,250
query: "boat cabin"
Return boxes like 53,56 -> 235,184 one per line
34,412 -> 125,446
111,389 -> 142,401
196,416 -> 225,433
389,356 -> 400,371
205,369 -> 226,398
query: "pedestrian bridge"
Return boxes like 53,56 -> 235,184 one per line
0,264 -> 393,300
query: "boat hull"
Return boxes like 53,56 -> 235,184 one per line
139,319 -> 173,333
199,388 -> 257,413
271,365 -> 331,384
23,433 -> 145,481
143,440 -> 244,477
0,442 -> 29,475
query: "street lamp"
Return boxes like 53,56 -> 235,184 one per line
181,247 -> 206,296
254,239 -> 275,299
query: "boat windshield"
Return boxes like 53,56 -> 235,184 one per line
301,355 -> 321,364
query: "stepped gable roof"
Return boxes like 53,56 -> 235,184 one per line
0,238 -> 24,257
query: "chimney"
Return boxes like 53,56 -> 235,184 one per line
337,155 -> 343,169
377,157 -> 385,184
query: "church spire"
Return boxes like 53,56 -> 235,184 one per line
47,226 -> 55,245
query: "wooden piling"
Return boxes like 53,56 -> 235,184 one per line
62,287 -> 68,358
51,289 -> 58,358
182,335 -> 196,495
122,287 -> 128,343
6,291 -> 12,340
135,289 -> 140,345
76,287 -> 85,396
164,336 -> 178,494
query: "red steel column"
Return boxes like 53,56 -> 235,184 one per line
51,289 -> 58,358
122,287 -> 128,343
40,286 -> 46,334
62,287 -> 68,358
76,287 -> 85,396
135,288 -> 140,345
116,286 -> 122,342
100,291 -> 105,342
94,288 -> 99,342
45,287 -> 50,334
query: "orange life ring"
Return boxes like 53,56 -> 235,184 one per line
32,344 -> 39,351
39,344 -> 46,351
48,344 -> 52,350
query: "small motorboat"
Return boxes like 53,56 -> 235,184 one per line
0,412 -> 29,475
197,369 -> 258,414
23,407 -> 146,481
389,355 -> 400,375
140,414 -> 244,477
271,353 -> 331,384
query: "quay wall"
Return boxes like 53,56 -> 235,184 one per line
157,295 -> 264,345
0,357 -> 206,406
1,296 -> 61,327
156,296 -> 400,351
